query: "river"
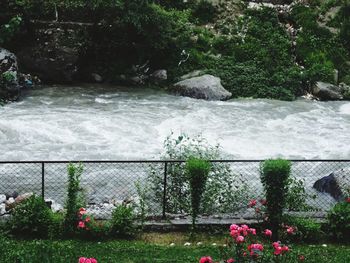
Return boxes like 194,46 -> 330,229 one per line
1,84 -> 349,161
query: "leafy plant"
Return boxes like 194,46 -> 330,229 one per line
147,133 -> 251,216
283,216 -> 324,243
185,157 -> 210,229
111,204 -> 136,238
63,163 -> 84,236
327,199 -> 350,241
0,16 -> 22,46
286,177 -> 316,212
260,159 -> 291,240
7,195 -> 54,238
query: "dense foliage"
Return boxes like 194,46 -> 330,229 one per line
6,195 -> 54,238
327,198 -> 350,241
111,204 -> 137,238
2,0 -> 350,99
147,133 -> 251,215
63,163 -> 84,236
185,158 -> 211,229
260,159 -> 291,240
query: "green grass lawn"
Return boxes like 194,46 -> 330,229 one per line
1,234 -> 349,263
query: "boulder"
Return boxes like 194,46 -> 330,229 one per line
0,48 -> 21,101
150,69 -> 167,83
312,82 -> 343,101
91,73 -> 103,83
173,74 -> 232,101
313,168 -> 350,200
179,70 -> 205,81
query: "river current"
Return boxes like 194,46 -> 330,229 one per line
1,84 -> 350,161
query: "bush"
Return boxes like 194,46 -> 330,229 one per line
260,159 -> 291,240
0,16 -> 22,46
191,0 -> 217,24
185,157 -> 210,229
111,205 -> 136,238
285,177 -> 315,212
147,133 -> 251,215
63,163 -> 84,236
7,195 -> 54,238
283,216 -> 324,243
327,199 -> 350,241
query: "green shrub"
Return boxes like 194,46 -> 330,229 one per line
191,0 -> 217,24
63,163 -> 84,236
147,133 -> 251,215
185,157 -> 210,229
7,195 -> 54,238
260,159 -> 291,240
0,16 -> 22,46
283,216 -> 324,242
286,177 -> 316,212
111,205 -> 136,238
327,200 -> 350,241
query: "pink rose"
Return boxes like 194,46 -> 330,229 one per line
249,228 -> 256,235
264,229 -> 272,237
85,259 -> 92,263
226,259 -> 235,263
90,259 -> 97,263
79,258 -> 87,263
230,229 -> 240,238
78,221 -> 85,229
199,256 -> 213,263
286,227 -> 295,234
274,246 -> 282,255
282,246 -> 289,252
230,224 -> 239,231
272,242 -> 280,249
241,225 -> 249,231
235,235 -> 245,244
248,199 -> 257,207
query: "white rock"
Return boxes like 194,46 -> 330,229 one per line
196,242 -> 203,246
170,243 -> 175,247
184,242 -> 191,246
0,203 -> 6,214
0,194 -> 6,204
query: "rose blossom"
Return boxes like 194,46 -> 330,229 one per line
199,256 -> 213,263
226,259 -> 235,263
235,235 -> 245,244
264,229 -> 272,237
78,221 -> 85,229
248,199 -> 257,207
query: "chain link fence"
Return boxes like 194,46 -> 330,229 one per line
0,160 -> 349,221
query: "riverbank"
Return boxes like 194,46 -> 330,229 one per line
1,0 -> 350,101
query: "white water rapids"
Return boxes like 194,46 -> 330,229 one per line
1,84 -> 349,161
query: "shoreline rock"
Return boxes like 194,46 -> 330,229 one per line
173,74 -> 232,101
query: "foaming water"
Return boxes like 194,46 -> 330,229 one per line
0,84 -> 349,160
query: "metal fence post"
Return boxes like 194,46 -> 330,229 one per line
41,162 -> 45,199
162,161 -> 168,219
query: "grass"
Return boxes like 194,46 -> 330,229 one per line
1,233 -> 350,262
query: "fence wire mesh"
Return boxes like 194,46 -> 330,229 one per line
0,160 -> 349,221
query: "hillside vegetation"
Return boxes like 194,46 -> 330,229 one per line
1,0 -> 350,100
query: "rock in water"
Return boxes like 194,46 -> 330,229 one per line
173,74 -> 232,101
312,82 -> 343,101
313,168 -> 350,200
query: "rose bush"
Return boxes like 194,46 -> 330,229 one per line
198,223 -> 302,262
